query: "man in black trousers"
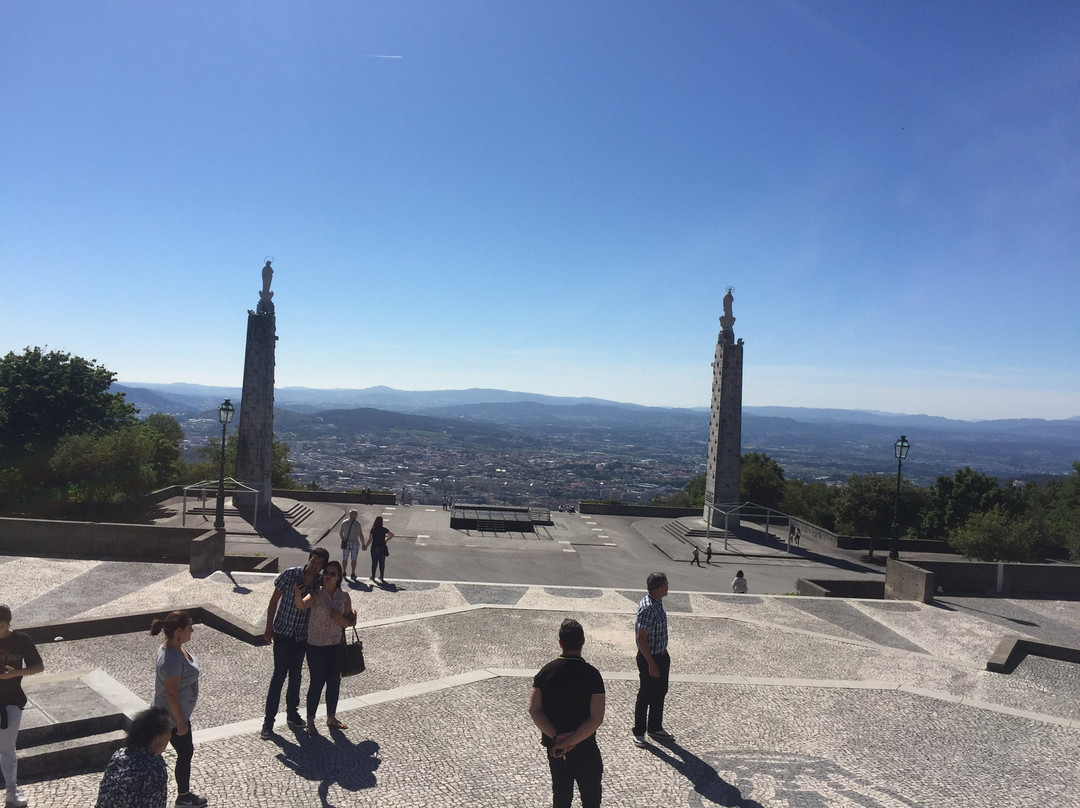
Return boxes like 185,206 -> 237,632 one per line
529,619 -> 606,808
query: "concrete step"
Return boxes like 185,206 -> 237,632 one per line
20,729 -> 127,781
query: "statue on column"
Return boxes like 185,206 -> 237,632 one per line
719,287 -> 736,336
257,260 -> 275,314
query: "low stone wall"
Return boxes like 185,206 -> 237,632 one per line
836,535 -> 953,554
795,578 -> 885,598
578,503 -> 701,518
910,558 -> 1080,598
885,559 -> 936,603
272,488 -> 396,505
0,517 -> 220,574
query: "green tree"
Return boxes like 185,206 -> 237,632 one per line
0,347 -> 136,460
1044,462 -> 1080,560
740,452 -> 785,509
781,478 -> 838,530
141,413 -> 185,484
49,426 -> 166,503
0,347 -> 137,501
919,467 -> 1012,540
191,434 -> 296,488
833,472 -> 926,539
948,506 -> 1037,562
652,472 -> 705,508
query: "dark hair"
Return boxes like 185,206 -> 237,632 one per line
126,706 -> 172,749
150,610 -> 192,638
322,560 -> 343,586
309,547 -> 330,564
558,618 -> 585,652
373,515 -> 383,529
646,572 -> 668,593
735,570 -> 744,577
0,604 -> 11,623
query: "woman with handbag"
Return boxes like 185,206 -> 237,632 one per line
294,560 -> 355,736
366,515 -> 395,584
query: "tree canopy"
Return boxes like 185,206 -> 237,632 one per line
0,347 -> 136,461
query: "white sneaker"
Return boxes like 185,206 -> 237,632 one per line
7,787 -> 29,808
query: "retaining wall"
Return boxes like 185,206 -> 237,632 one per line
0,517 -> 220,574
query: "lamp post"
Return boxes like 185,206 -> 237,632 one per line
214,398 -> 235,531
889,435 -> 911,559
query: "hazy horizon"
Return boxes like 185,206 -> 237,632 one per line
117,379 -> 1080,424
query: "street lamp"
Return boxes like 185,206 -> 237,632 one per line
214,398 -> 235,530
889,435 -> 911,559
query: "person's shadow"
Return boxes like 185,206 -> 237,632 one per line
273,728 -> 380,807
644,739 -> 764,807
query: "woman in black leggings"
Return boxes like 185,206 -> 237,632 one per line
367,515 -> 395,583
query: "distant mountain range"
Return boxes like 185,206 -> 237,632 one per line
114,382 -> 1080,483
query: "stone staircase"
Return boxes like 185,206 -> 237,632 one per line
20,670 -> 143,780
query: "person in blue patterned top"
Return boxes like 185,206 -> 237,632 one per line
261,547 -> 329,739
95,706 -> 172,808
632,572 -> 674,747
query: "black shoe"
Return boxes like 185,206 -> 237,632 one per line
259,724 -> 273,740
286,713 -> 305,728
175,792 -> 208,806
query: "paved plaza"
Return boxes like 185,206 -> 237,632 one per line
6,501 -> 1080,807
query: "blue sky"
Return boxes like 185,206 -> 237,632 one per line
2,1 -> 1078,420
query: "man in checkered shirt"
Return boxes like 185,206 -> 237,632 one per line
260,547 -> 329,739
632,572 -> 674,747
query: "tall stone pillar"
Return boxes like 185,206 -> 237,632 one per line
704,288 -> 743,529
234,260 -> 277,514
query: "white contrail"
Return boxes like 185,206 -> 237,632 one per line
367,54 -> 403,59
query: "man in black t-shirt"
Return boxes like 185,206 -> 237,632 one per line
529,619 -> 606,808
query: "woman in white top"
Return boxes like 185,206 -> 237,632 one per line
294,560 -> 356,735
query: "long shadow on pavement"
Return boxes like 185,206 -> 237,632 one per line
272,728 -> 380,807
643,739 -> 764,807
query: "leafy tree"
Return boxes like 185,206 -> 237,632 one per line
0,347 -> 137,502
919,467 -> 1013,540
1043,462 -> 1080,560
0,347 -> 136,461
948,506 -> 1037,562
191,434 -> 297,488
740,452 -> 785,509
141,413 -> 185,484
49,426 -> 166,503
781,478 -> 838,531
652,472 -> 705,508
832,472 -> 926,539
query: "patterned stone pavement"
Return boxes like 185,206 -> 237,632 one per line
8,558 -> 1080,807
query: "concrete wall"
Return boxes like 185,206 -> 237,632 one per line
272,489 -> 396,505
836,535 -> 953,554
0,517 -> 220,574
795,578 -> 885,598
578,503 -> 702,518
910,558 -> 1080,598
885,559 -> 936,603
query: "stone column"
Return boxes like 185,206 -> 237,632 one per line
704,288 -> 743,529
234,261 -> 277,514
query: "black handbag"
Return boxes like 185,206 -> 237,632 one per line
337,626 -> 365,676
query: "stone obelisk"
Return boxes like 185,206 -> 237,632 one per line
234,260 -> 277,515
704,287 -> 743,529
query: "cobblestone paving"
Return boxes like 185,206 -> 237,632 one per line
10,560 -> 1080,807
22,679 -> 1080,807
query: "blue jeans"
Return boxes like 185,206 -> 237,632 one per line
306,643 -> 341,721
264,633 -> 306,724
